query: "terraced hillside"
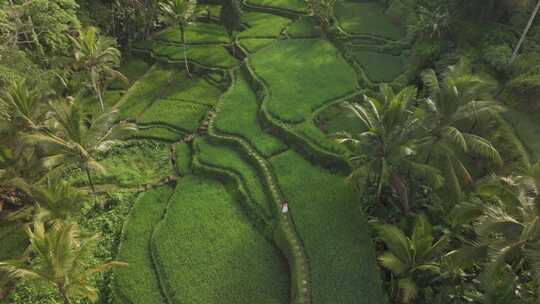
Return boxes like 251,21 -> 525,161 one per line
109,1 -> 408,303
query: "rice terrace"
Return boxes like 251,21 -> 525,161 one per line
2,0 -> 540,304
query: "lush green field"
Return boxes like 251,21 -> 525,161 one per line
270,150 -> 386,304
238,13 -> 291,39
114,187 -> 173,304
193,138 -> 272,218
335,1 -> 404,39
285,18 -> 320,38
152,175 -> 289,304
245,0 -> 307,13
152,43 -> 238,68
350,49 -> 406,82
154,23 -> 229,45
249,39 -> 357,123
175,142 -> 192,175
132,126 -> 184,142
238,38 -> 275,54
164,73 -> 222,106
117,64 -> 179,119
214,70 -> 287,157
137,99 -> 210,132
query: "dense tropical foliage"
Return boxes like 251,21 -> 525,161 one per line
2,0 -> 540,303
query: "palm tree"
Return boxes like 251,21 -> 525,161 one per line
511,0 -> 540,62
159,0 -> 197,78
0,79 -> 52,131
0,220 -> 127,304
30,178 -> 88,224
335,85 -> 442,212
26,101 -> 137,198
70,26 -> 127,111
449,164 -> 540,290
0,80 -> 53,210
375,215 -> 449,303
420,60 -> 503,203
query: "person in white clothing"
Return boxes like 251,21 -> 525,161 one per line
281,202 -> 289,214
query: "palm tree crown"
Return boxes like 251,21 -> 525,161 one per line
71,26 -> 127,110
0,221 -> 126,304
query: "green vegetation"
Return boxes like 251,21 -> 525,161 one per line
117,64 -> 179,119
175,142 -> 192,175
285,17 -> 320,38
4,0 -> 540,303
164,74 -> 222,106
152,175 -> 289,304
350,49 -> 406,82
250,39 -> 357,123
132,126 -> 184,142
96,142 -> 171,187
504,108 -> 540,162
137,99 -> 210,132
154,23 -> 230,45
238,38 -> 275,54
193,138 -> 272,218
214,70 -> 286,157
238,13 -> 291,38
270,150 -> 386,303
335,1 -> 405,39
245,0 -> 307,13
152,43 -> 238,68
114,187 -> 173,304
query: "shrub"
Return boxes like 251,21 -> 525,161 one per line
93,141 -> 171,187
483,45 -> 512,75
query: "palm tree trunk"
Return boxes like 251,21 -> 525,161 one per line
376,160 -> 385,204
84,166 -> 97,199
180,25 -> 192,79
511,0 -> 540,63
58,285 -> 72,304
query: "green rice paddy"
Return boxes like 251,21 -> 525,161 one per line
111,2 -> 400,303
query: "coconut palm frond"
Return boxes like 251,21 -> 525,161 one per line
375,224 -> 412,264
463,134 -> 503,166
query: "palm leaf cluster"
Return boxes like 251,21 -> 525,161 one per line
375,215 -> 449,303
0,221 -> 126,304
70,26 -> 127,110
158,0 -> 197,77
27,102 -> 137,195
449,163 -> 540,294
336,60 -> 504,211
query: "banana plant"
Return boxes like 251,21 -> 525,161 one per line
449,163 -> 540,294
375,215 -> 449,303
